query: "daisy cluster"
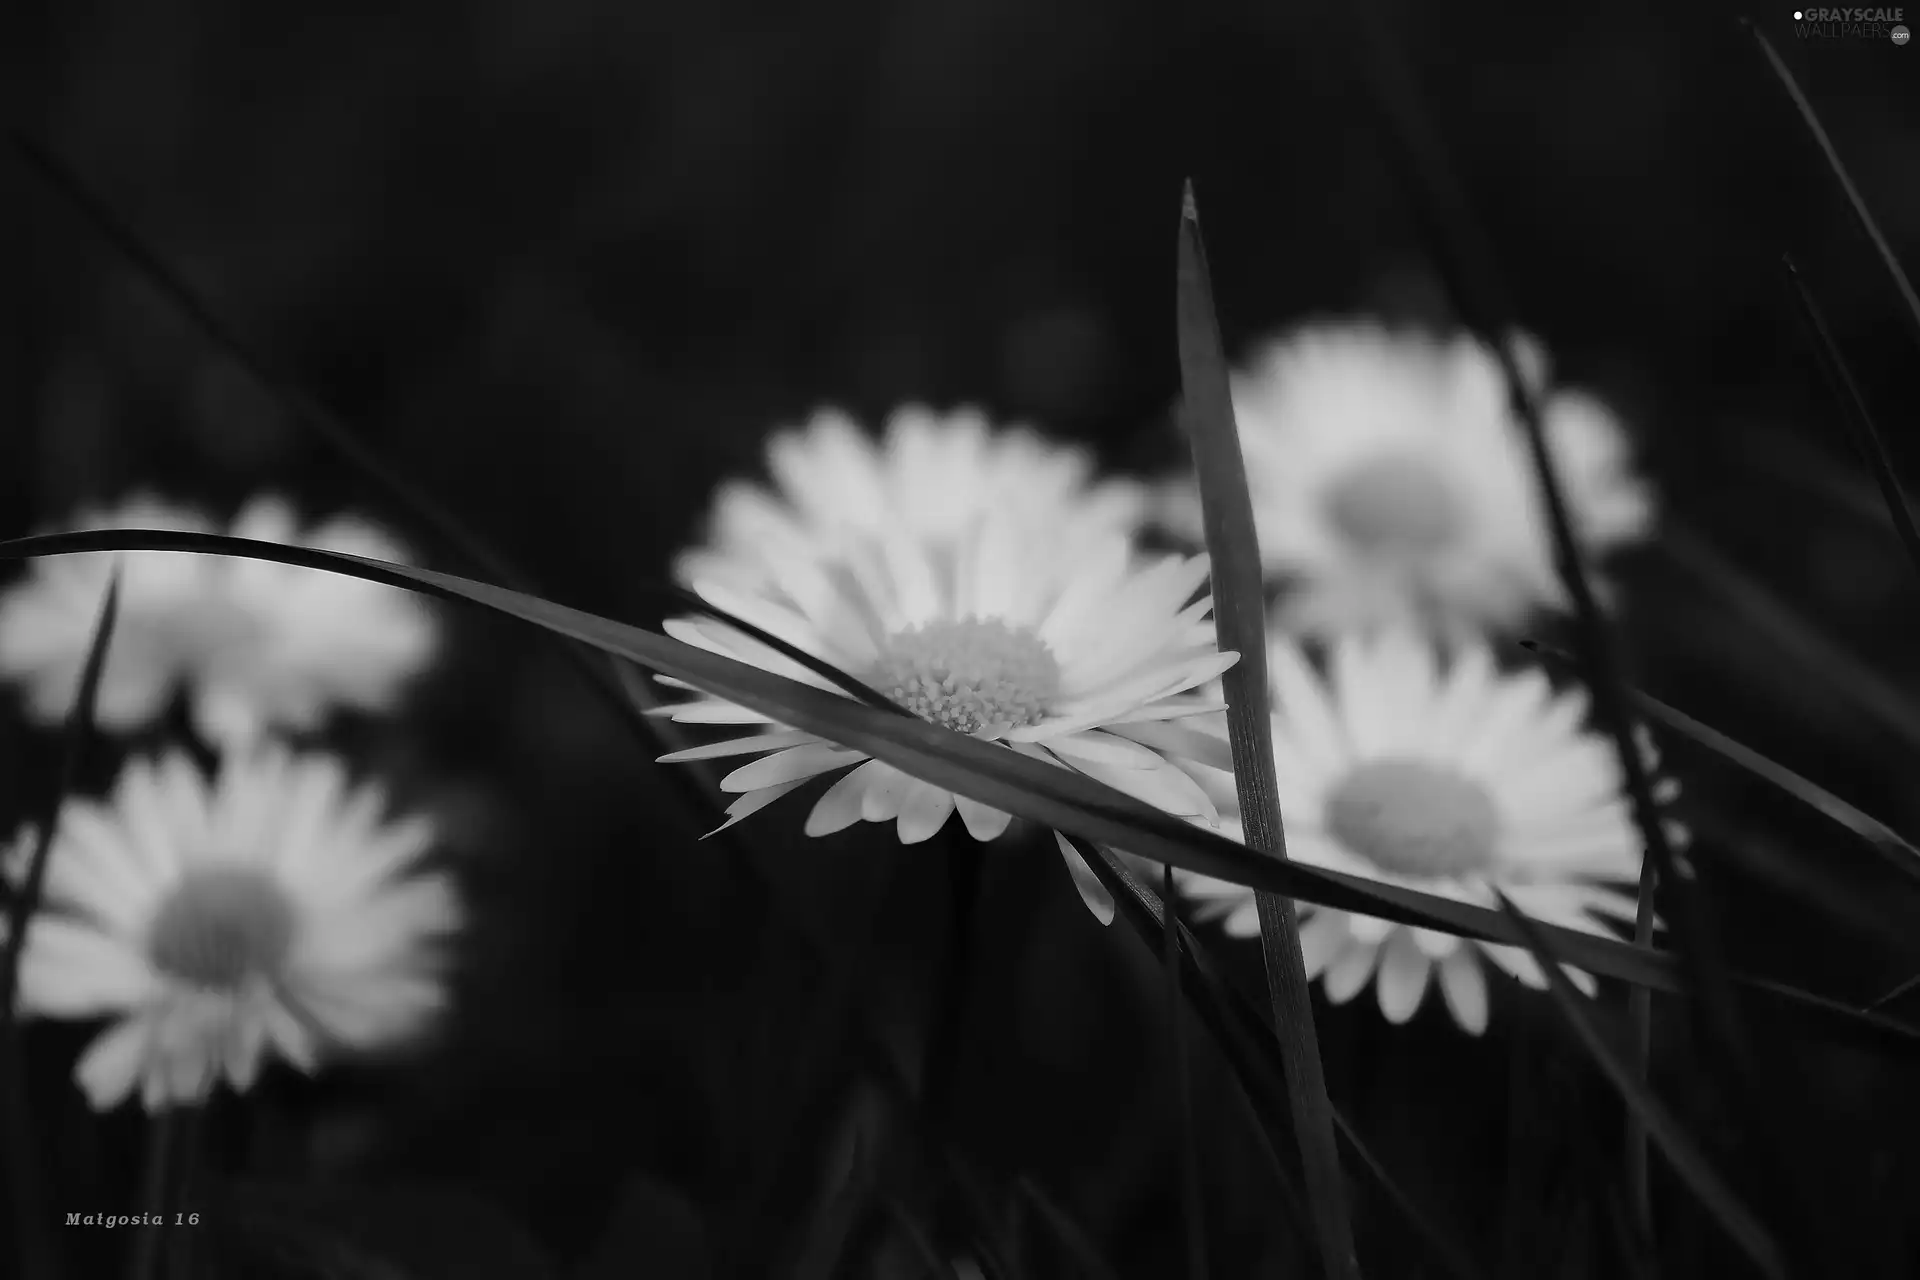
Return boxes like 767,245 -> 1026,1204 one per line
0,495 -> 457,1110
662,321 -> 1667,1033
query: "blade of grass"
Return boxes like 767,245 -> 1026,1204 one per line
1493,892 -> 1787,1280
921,835 -> 985,1129
879,1195 -> 965,1280
1665,522 -> 1920,751
0,570 -> 117,1280
1078,843 -> 1485,1280
1014,1178 -> 1126,1280
1780,255 -> 1920,587
6,529 -> 1919,1047
1175,182 -> 1352,1280
1741,19 -> 1920,353
1162,861 -> 1209,1280
1346,0 -> 1771,1250
1521,639 -> 1920,889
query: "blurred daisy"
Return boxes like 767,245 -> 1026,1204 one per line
6,747 -> 459,1111
1177,633 -> 1675,1034
658,510 -> 1237,916
0,494 -> 438,747
1160,324 -> 1653,639
675,405 -> 1149,592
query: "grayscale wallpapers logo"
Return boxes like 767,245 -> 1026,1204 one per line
1791,7 -> 1910,41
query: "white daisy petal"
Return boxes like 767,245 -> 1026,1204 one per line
1054,834 -> 1115,926
804,759 -> 887,837
1376,929 -> 1432,1023
1438,949 -> 1490,1034
1322,937 -> 1381,1004
954,795 -> 1015,842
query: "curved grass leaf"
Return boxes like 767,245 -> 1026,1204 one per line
1014,1178 -> 1125,1280
1494,894 -> 1787,1280
1666,523 -> 1920,752
1781,256 -> 1920,588
0,570 -> 116,1280
1176,183 -> 1350,1280
1521,640 -> 1920,891
3,529 -> 1917,1051
1741,20 -> 1920,352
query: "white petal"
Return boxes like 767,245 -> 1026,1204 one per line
1055,834 -> 1115,925
804,759 -> 888,836
1438,948 -> 1489,1034
1375,929 -> 1431,1024
18,919 -> 155,1016
954,795 -> 1014,842
1322,938 -> 1380,1004
895,782 -> 956,845
719,744 -> 864,793
75,1015 -> 156,1112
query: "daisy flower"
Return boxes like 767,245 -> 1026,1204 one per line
6,747 -> 459,1111
674,405 -> 1149,593
1177,632 -> 1675,1034
658,460 -> 1237,914
1160,323 -> 1653,639
0,494 -> 439,747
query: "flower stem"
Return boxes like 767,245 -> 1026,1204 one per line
922,838 -> 985,1131
126,1106 -> 181,1280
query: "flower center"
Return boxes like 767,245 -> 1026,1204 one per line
1324,758 -> 1500,879
867,617 -> 1062,735
1323,454 -> 1463,557
146,867 -> 297,990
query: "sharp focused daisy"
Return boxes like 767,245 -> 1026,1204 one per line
1160,323 -> 1653,639
0,494 -> 439,747
6,748 -> 459,1111
674,405 -> 1150,593
658,419 -> 1236,913
1177,633 -> 1675,1033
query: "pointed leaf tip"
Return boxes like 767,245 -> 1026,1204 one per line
1181,181 -> 1198,222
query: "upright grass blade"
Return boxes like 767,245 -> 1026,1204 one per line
1493,893 -> 1788,1280
1780,255 -> 1920,587
1013,1178 -> 1125,1280
1345,0 -> 1767,1250
1077,844 -> 1485,1280
1174,183 -> 1353,1280
879,1195 -> 965,1280
1741,19 -> 1920,353
0,571 -> 117,1280
1665,522 -> 1920,752
1161,861 -> 1209,1280
6,529 -> 1920,1050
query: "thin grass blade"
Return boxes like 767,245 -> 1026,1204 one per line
6,529 -> 1920,1048
1078,844 -> 1485,1280
1493,893 -> 1787,1280
1345,0 -> 1768,1245
879,1196 -> 965,1280
0,569 -> 116,1280
1665,522 -> 1920,751
1161,861 -> 1209,1280
1741,20 -> 1920,352
1174,182 -> 1352,1280
1780,255 -> 1920,586
1014,1178 -> 1126,1280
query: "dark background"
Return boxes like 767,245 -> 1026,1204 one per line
4,1 -> 1920,1276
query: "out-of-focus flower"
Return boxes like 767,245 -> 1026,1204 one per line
1177,632 -> 1673,1034
1160,324 -> 1653,639
5,748 -> 459,1111
657,411 -> 1236,919
0,494 -> 438,747
675,405 -> 1149,593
